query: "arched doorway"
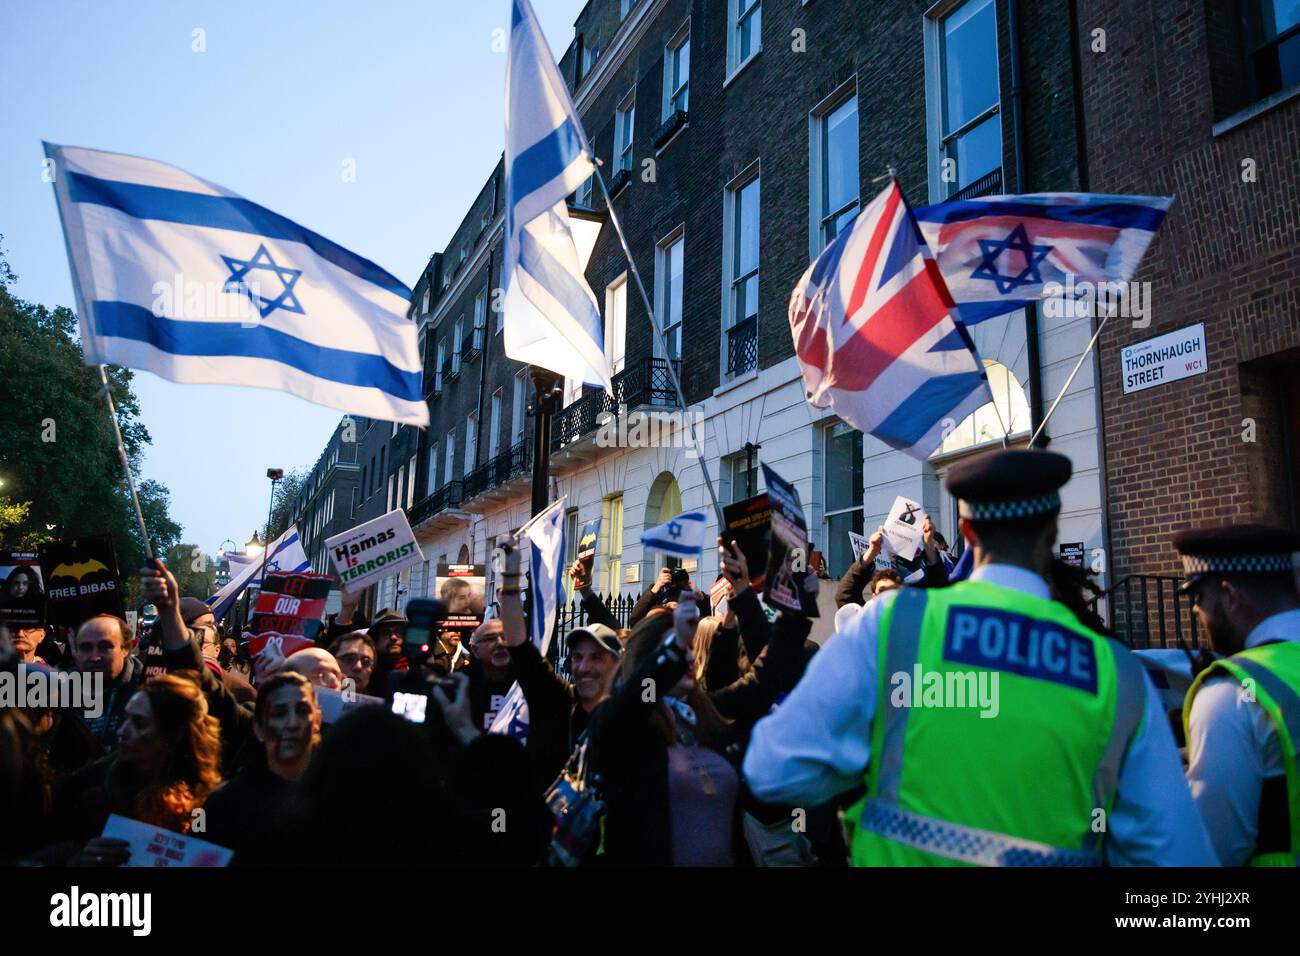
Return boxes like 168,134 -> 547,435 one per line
644,472 -> 684,575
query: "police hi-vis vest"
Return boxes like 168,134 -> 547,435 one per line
849,581 -> 1147,866
1184,642 -> 1300,867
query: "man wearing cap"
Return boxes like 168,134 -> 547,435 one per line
506,618 -> 621,789
1175,524 -> 1300,866
744,448 -> 1216,866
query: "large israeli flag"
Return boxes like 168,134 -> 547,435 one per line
501,0 -> 612,394
45,143 -> 428,425
489,497 -> 567,740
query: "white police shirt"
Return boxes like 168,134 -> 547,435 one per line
742,563 -> 1219,866
1185,609 -> 1300,866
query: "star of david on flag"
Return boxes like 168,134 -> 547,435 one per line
913,192 -> 1173,326
221,243 -> 305,318
641,510 -> 708,558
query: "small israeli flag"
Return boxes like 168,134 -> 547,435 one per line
206,526 -> 311,622
45,142 -> 428,425
641,510 -> 708,558
501,0 -> 612,395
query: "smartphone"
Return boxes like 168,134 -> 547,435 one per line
391,691 -> 428,724
402,598 -> 449,659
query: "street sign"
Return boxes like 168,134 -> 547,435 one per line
1121,323 -> 1207,394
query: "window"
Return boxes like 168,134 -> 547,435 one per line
435,340 -> 445,390
378,447 -> 386,493
361,464 -> 368,499
723,171 -> 760,378
350,486 -> 358,518
421,287 -> 430,315
727,0 -> 762,79
605,274 -> 628,375
444,430 -> 455,486
512,370 -> 528,446
729,453 -> 760,502
452,319 -> 463,373
927,0 -> 1001,199
407,455 -> 417,508
581,40 -> 600,80
576,175 -> 594,208
563,373 -> 584,409
604,494 -> 624,595
474,288 -> 487,337
387,473 -> 396,512
428,444 -> 439,491
823,421 -> 864,580
464,412 -> 478,477
655,231 -> 684,360
1243,1 -> 1300,103
615,91 -> 635,173
564,507 -> 580,602
663,29 -> 690,118
620,0 -> 634,21
489,389 -> 502,460
811,90 -> 859,252
934,360 -> 1031,456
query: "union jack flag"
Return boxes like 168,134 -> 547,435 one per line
788,180 -> 993,460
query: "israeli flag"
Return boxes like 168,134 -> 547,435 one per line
501,0 -> 612,394
207,526 -> 311,622
44,143 -> 428,425
489,497 -> 568,740
641,510 -> 708,558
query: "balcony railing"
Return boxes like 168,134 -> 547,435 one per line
949,167 -> 1003,202
461,328 -> 482,363
407,480 -> 462,526
552,356 -> 680,451
1094,573 -> 1200,651
443,356 -> 460,383
725,316 -> 757,379
653,109 -> 688,150
462,438 -> 531,501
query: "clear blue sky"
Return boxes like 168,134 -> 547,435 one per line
1,0 -> 587,557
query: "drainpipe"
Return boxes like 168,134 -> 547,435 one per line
473,170 -> 500,474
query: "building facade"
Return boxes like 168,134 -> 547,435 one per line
1081,0 -> 1300,639
371,0 -> 1113,630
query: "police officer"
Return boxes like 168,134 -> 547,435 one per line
744,448 -> 1216,866
1175,524 -> 1300,866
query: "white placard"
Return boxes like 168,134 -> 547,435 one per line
848,531 -> 870,563
883,496 -> 926,562
314,685 -> 385,724
101,814 -> 233,867
1121,323 -> 1207,394
325,508 -> 424,594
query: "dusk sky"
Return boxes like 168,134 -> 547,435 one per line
0,0 -> 586,555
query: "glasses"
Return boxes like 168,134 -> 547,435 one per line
338,652 -> 375,668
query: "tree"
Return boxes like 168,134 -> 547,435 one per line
0,236 -> 181,605
165,542 -> 218,600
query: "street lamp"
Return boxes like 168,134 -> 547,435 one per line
245,531 -> 263,556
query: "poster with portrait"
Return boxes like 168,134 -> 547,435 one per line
0,551 -> 45,627
435,563 -> 486,631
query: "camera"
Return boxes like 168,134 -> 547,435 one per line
402,598 -> 450,668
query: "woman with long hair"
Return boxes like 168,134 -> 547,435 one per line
61,673 -> 223,866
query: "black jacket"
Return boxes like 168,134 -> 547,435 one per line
508,639 -> 595,794
201,757 -> 298,865
587,608 -> 811,866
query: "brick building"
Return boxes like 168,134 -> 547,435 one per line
1081,0 -> 1300,639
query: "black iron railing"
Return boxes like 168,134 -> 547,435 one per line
462,438 -> 531,501
407,480 -> 462,526
726,316 -> 757,378
550,593 -> 639,676
461,329 -> 482,363
653,109 -> 688,149
1095,574 -> 1200,651
948,167 -> 1003,202
551,357 -> 680,451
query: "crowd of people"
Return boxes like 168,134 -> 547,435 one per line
1,448 -> 1297,867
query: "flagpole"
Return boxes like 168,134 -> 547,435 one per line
590,161 -> 725,529
1028,312 -> 1109,448
97,365 -> 154,562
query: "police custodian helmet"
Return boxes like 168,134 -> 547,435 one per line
944,449 -> 1072,522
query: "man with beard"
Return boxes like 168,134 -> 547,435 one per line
203,670 -> 321,865
367,608 -> 410,687
10,623 -> 47,665
1176,525 -> 1300,866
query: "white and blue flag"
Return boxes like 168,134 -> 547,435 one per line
45,143 -> 428,425
913,192 -> 1173,326
207,526 -> 311,622
501,0 -> 612,395
489,496 -> 568,740
641,509 -> 708,558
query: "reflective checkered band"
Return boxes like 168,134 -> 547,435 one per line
860,798 -> 1101,867
1180,553 -> 1294,576
958,492 -> 1060,521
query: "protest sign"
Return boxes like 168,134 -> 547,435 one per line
251,571 -> 330,640
326,509 -> 423,593
709,575 -> 730,619
573,518 -> 601,589
883,496 -> 926,562
435,564 -> 486,631
38,535 -> 125,627
722,492 -> 772,593
0,551 -> 45,627
1059,542 -> 1084,569
848,531 -> 870,564
101,814 -> 233,867
760,463 -> 817,617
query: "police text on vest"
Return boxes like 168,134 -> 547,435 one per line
943,606 -> 1098,693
